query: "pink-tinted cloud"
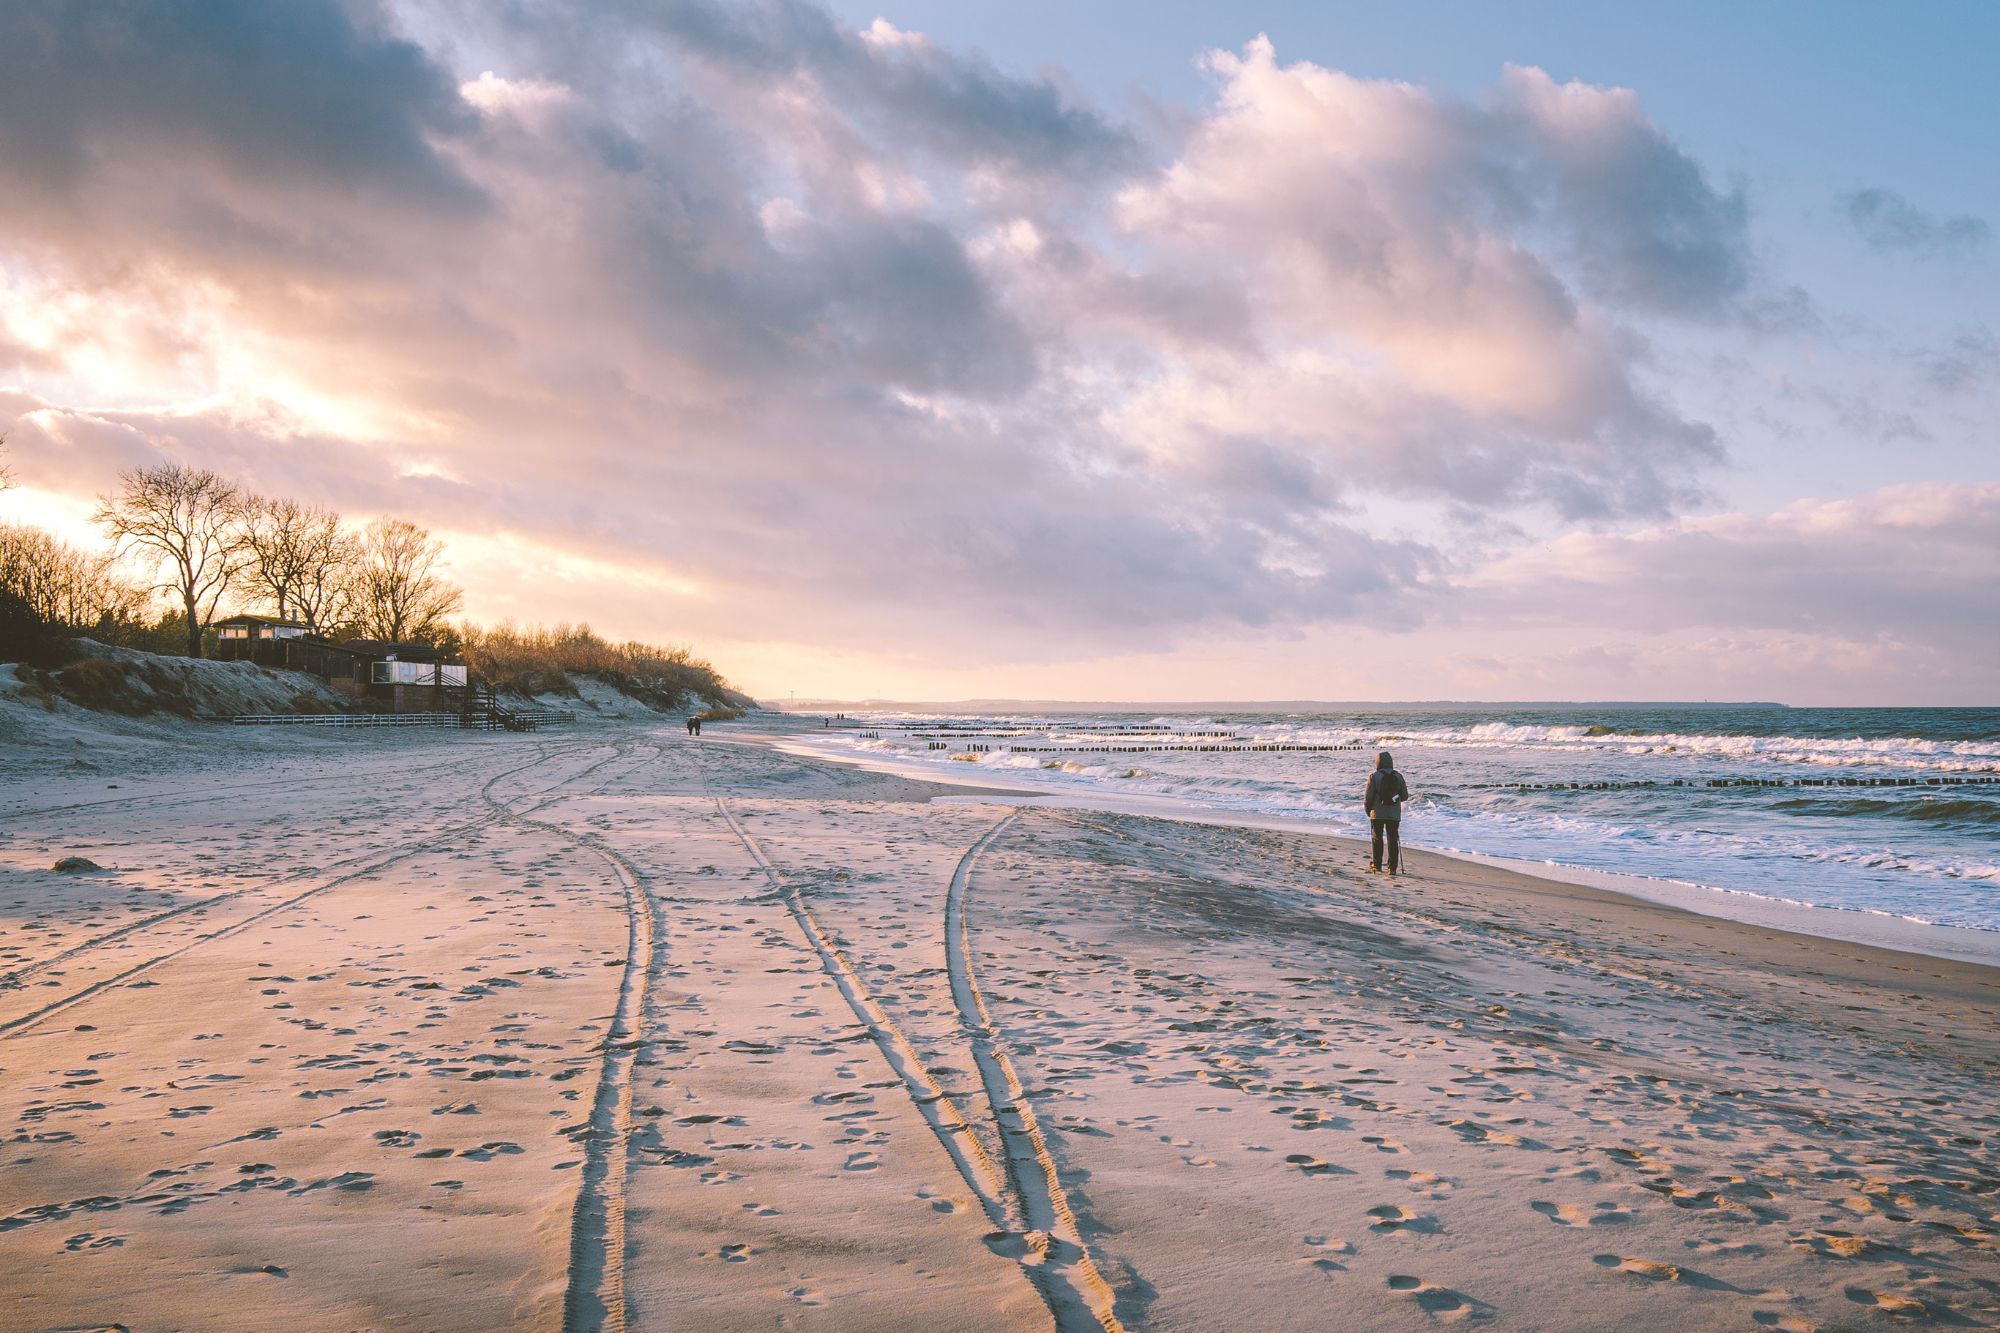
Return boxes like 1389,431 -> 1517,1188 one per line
1463,482 -> 2000,667
0,1 -> 1975,699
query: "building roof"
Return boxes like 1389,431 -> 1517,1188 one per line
215,613 -> 310,629
337,639 -> 459,663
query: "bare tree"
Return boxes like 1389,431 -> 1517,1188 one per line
94,465 -> 245,657
0,433 -> 13,491
350,517 -> 462,643
291,525 -> 357,635
0,524 -> 143,629
242,496 -> 350,627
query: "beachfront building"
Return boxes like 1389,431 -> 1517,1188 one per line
216,616 -> 471,713
212,614 -> 309,666
296,637 -> 469,713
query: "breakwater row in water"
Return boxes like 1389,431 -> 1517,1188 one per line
807,704 -> 2000,931
1462,775 -> 2000,793
979,742 -> 1366,754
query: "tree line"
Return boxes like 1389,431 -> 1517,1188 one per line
2,456 -> 744,713
4,462 -> 461,659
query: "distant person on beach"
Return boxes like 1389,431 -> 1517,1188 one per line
1364,750 -> 1409,874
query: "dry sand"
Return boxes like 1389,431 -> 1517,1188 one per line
0,723 -> 1995,1330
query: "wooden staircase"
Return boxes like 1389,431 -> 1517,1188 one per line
461,681 -> 536,731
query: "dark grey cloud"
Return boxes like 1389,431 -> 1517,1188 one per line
1844,187 -> 1990,259
644,0 -> 1141,183
0,0 -> 477,205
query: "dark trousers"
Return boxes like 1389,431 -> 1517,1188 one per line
1370,818 -> 1401,872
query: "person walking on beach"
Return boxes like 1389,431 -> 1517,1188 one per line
1364,750 -> 1409,874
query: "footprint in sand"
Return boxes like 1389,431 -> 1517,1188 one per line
1289,1109 -> 1345,1131
1844,1287 -> 1926,1317
456,1141 -> 523,1161
1369,1205 -> 1438,1234
1286,1154 -> 1350,1178
843,1151 -> 880,1172
1444,1119 -> 1532,1147
1920,1220 -> 2000,1251
1388,1169 -> 1452,1196
289,1171 -> 375,1195
789,1286 -> 826,1307
1593,1254 -> 1680,1283
62,1232 -> 125,1252
1362,1135 -> 1406,1154
1751,1313 -> 1814,1332
1530,1201 -> 1587,1226
1386,1275 -> 1491,1321
1789,1230 -> 1896,1260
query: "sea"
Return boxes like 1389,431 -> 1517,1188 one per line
787,705 -> 2000,937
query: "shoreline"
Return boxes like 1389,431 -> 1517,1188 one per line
756,725 -> 2000,970
3,722 -> 1997,1329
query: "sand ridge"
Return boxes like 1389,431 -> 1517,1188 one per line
0,724 -> 1994,1329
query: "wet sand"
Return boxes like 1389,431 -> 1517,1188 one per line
1,726 -> 1995,1329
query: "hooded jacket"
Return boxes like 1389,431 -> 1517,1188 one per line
1364,760 -> 1409,821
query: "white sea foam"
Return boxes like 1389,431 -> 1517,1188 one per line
798,707 -> 2000,933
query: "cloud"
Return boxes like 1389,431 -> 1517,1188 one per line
1493,65 -> 1750,314
640,0 -> 1141,185
1100,40 -> 1731,519
1843,187 -> 1990,259
0,1 -> 481,235
0,5 -> 1808,669
1463,482 -> 2000,666
1918,329 -> 1999,394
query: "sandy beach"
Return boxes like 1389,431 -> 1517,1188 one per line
2,720 -> 1996,1331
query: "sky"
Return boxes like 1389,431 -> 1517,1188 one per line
0,1 -> 1993,705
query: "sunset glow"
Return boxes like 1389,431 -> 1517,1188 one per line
2,1 -> 1993,704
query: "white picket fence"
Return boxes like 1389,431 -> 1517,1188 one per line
228,708 -> 579,729
229,712 -> 465,728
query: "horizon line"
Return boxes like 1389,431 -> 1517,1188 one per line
768,697 -> 1814,710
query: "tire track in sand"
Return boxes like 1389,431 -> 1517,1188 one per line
946,814 -> 1127,1333
708,793 -> 1018,1234
481,756 -> 666,1333
0,747 -> 487,825
0,741 -> 626,1039
0,742 -> 570,992
698,741 -> 1120,1330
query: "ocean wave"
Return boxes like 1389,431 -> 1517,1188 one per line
1349,723 -> 2000,772
806,709 -> 2000,930
832,710 -> 2000,771
1768,795 -> 2000,827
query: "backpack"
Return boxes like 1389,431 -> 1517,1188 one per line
1368,769 -> 1408,819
